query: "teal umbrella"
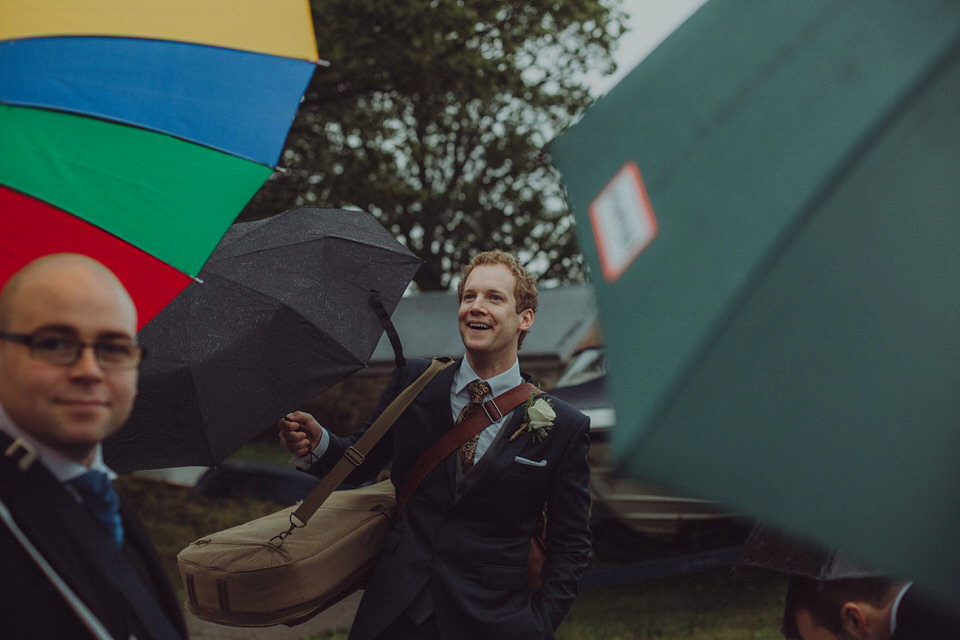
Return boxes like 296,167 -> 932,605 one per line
550,0 -> 960,604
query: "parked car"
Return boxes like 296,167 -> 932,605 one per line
195,460 -> 320,504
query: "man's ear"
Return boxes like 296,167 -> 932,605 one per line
519,309 -> 534,332
840,602 -> 872,639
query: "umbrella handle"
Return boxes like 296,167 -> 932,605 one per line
370,290 -> 404,369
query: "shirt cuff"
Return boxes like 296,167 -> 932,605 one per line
290,426 -> 330,469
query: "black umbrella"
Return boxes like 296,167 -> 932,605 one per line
736,523 -> 878,581
105,207 -> 420,472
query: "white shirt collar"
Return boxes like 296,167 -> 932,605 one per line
454,356 -> 522,397
889,582 -> 912,636
0,401 -> 116,482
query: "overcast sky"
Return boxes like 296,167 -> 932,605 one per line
592,0 -> 709,94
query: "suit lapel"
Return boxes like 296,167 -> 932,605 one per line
119,499 -> 187,634
0,439 -> 183,639
416,360 -> 457,444
413,363 -> 540,504
412,360 -> 459,493
455,401 -> 529,502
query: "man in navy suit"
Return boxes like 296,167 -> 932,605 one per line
280,250 -> 592,639
0,254 -> 187,639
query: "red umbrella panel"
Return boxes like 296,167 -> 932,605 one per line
0,189 -> 190,325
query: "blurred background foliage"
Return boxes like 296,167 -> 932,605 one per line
239,0 -> 626,290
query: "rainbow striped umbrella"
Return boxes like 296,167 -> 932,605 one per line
0,0 -> 318,327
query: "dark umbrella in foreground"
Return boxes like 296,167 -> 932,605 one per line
737,523 -> 877,582
549,0 -> 960,602
105,207 -> 420,472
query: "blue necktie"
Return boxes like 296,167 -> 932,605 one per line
70,471 -> 124,548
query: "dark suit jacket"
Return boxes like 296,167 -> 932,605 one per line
890,585 -> 960,640
0,433 -> 187,640
308,358 -> 592,640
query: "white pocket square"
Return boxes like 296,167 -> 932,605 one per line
514,456 -> 548,467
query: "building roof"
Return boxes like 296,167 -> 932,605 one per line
371,282 -> 598,365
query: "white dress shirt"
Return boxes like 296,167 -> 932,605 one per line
0,402 -> 117,491
450,357 -> 522,461
889,582 -> 913,636
295,356 -> 524,466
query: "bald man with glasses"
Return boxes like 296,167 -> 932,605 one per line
0,254 -> 187,640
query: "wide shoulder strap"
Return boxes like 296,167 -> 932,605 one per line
291,356 -> 455,524
396,382 -> 540,514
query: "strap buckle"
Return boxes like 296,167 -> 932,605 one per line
344,446 -> 365,466
481,399 -> 503,423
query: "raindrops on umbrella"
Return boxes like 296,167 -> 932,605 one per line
105,207 -> 422,472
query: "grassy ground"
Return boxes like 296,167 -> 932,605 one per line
224,439 -> 292,466
287,568 -> 786,640
116,470 -> 786,640
556,568 -> 785,640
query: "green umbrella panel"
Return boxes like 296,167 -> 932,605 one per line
0,105 -> 270,276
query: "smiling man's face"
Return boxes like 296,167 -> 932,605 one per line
457,263 -> 533,377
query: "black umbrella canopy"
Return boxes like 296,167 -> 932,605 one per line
737,523 -> 878,582
105,207 -> 421,471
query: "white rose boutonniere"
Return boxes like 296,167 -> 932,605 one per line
509,393 -> 556,443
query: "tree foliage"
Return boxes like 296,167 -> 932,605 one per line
240,0 -> 625,290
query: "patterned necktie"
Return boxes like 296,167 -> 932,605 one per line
69,470 -> 124,548
457,379 -> 492,473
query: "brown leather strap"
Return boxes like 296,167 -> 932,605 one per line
396,382 -> 541,514
291,357 -> 455,524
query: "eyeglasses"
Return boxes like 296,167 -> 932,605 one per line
0,331 -> 145,370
